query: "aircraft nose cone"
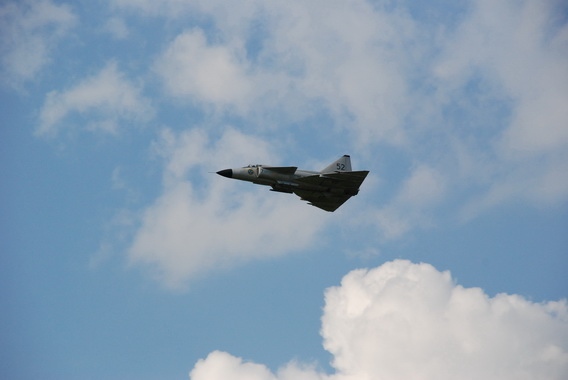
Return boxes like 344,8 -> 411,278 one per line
216,169 -> 233,178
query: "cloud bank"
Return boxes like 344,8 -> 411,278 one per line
190,260 -> 568,380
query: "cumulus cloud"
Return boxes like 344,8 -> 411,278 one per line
127,128 -> 328,289
189,260 -> 568,380
0,0 -> 76,89
37,61 -> 154,136
191,351 -> 278,380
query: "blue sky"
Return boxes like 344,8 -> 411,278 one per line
1,0 -> 567,379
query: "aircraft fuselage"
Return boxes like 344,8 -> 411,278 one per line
218,166 -> 353,194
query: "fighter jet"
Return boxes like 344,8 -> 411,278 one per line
217,155 -> 369,212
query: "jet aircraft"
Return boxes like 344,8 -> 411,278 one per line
217,155 -> 369,212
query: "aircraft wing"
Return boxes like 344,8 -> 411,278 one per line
292,189 -> 351,212
293,170 -> 370,212
296,170 -> 369,189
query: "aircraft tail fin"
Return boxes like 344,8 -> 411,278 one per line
322,155 -> 352,173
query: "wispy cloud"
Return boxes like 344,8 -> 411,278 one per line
0,0 -> 76,89
37,61 -> 154,136
433,0 -> 568,215
190,260 -> 568,379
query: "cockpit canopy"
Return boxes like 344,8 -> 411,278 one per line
243,164 -> 261,168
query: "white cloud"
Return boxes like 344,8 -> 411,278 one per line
322,260 -> 568,379
189,260 -> 568,380
437,0 -> 568,157
154,29 -> 252,111
127,128 -> 328,289
142,0 -> 416,144
0,0 -> 76,89
37,61 -> 154,136
191,351 -> 278,380
191,351 -> 328,380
